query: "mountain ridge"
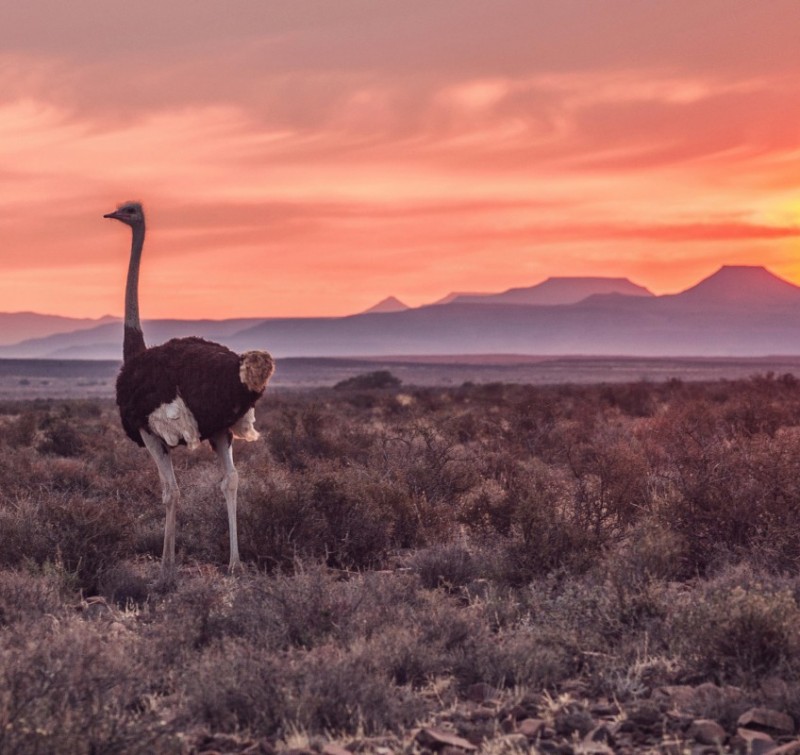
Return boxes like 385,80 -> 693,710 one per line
3,266 -> 800,359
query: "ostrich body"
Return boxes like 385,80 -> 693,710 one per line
105,201 -> 274,574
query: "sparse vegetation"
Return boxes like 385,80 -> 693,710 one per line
2,377 -> 800,752
333,369 -> 402,391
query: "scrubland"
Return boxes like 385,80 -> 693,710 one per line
2,375 -> 800,753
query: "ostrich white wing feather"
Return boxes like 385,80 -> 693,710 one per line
231,408 -> 260,441
148,398 -> 202,450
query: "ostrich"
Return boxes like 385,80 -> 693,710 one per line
104,201 -> 274,575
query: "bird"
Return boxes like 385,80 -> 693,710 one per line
104,201 -> 274,576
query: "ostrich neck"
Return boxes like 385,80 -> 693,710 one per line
123,223 -> 147,362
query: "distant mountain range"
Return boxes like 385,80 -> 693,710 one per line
0,312 -> 118,346
4,266 -> 800,359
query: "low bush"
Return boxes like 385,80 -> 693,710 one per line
1,376 -> 800,748
670,566 -> 800,682
334,370 -> 402,391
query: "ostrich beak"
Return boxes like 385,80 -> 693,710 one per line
103,211 -> 121,219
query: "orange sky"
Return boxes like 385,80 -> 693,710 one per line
2,1 -> 800,319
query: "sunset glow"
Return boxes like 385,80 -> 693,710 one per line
2,1 -> 800,318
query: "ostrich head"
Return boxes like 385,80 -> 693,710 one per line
103,201 -> 144,226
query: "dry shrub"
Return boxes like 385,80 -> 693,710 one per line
389,422 -> 480,505
651,402 -> 800,572
0,410 -> 39,446
487,461 -> 601,583
0,618 -> 172,754
241,464 -> 413,570
0,494 -> 135,594
237,565 -> 362,650
181,638 -> 285,735
411,543 -> 478,590
184,638 -> 423,738
0,568 -> 73,627
266,402 -> 340,469
96,560 -> 151,607
589,520 -> 693,641
37,418 -> 85,457
147,575 -> 235,658
334,370 -> 401,391
291,645 -> 423,735
671,567 -> 800,682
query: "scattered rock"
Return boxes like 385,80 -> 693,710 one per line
769,739 -> 800,755
767,741 -> 800,755
322,745 -> 351,755
415,727 -> 477,752
690,746 -> 720,755
732,727 -> 775,755
518,718 -> 546,740
584,724 -> 615,746
575,743 -> 613,755
738,707 -> 795,736
656,683 -> 745,716
687,719 -> 726,745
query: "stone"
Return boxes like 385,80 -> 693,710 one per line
767,742 -> 800,755
655,683 -> 744,716
687,719 -> 726,745
518,718 -> 546,739
737,707 -> 795,735
574,743 -> 613,755
690,746 -> 719,755
322,745 -> 351,755
732,727 -> 775,755
589,700 -> 619,717
584,724 -> 615,746
415,727 -> 477,752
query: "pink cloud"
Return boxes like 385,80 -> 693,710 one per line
2,2 -> 800,317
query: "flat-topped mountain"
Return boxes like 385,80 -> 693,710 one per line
432,291 -> 490,305
453,277 -> 654,306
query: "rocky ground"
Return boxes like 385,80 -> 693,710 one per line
189,680 -> 800,754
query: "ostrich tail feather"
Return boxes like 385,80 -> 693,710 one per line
239,351 -> 275,393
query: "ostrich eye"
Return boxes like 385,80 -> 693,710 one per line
124,207 -> 135,214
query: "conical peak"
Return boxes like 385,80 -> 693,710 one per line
678,265 -> 800,302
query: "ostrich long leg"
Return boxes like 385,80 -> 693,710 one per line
212,431 -> 241,573
141,429 -> 180,574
